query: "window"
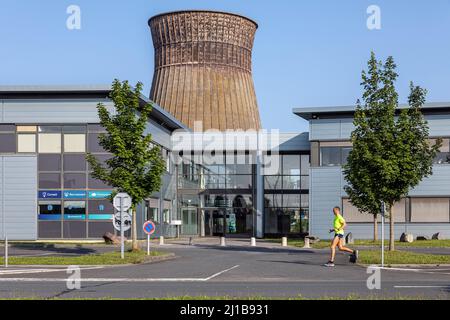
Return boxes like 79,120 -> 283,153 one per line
38,133 -> 61,153
38,201 -> 62,220
64,134 -> 86,153
283,155 -> 300,175
88,174 -> 111,189
64,173 -> 86,189
64,154 -> 87,171
38,154 -> 61,171
17,126 -> 37,133
321,147 -> 342,166
64,201 -> 86,216
320,142 -> 353,167
88,133 -> 105,153
0,134 -> 16,153
17,134 -> 36,153
343,198 -> 406,223
282,176 -> 301,190
88,200 -> 113,214
283,194 -> 300,207
411,198 -> 450,223
39,173 -> 61,189
431,139 -> 450,164
264,176 -> 282,190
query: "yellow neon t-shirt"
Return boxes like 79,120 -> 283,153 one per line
334,214 -> 345,235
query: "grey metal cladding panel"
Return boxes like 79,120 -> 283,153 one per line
2,100 -> 115,123
409,165 -> 450,196
427,115 -> 450,137
1,156 -> 37,240
146,120 -> 172,149
310,167 -> 342,237
310,119 -> 354,141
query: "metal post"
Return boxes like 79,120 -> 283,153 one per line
4,236 -> 8,268
120,197 -> 124,259
147,234 -> 150,256
381,202 -> 385,268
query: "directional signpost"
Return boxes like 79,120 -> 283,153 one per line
113,193 -> 132,259
380,201 -> 386,268
143,221 -> 156,256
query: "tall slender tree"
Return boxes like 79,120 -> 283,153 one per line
86,80 -> 166,251
344,52 -> 441,250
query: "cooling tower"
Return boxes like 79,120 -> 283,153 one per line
149,10 -> 261,131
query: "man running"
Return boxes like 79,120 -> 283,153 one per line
324,206 -> 358,267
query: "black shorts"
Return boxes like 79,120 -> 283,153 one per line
335,234 -> 344,239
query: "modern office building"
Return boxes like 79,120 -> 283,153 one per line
294,103 -> 450,240
0,86 -> 185,240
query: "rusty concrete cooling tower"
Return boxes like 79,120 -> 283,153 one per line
148,10 -> 261,131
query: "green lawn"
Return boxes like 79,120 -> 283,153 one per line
358,250 -> 450,265
0,250 -> 169,265
269,239 -> 450,249
354,239 -> 450,248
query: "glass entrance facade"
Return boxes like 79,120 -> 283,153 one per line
177,152 -> 310,237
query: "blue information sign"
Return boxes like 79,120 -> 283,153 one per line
88,191 -> 112,199
63,190 -> 87,199
38,191 -> 62,199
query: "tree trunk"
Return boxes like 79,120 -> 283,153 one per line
132,208 -> 139,251
373,213 -> 378,242
389,205 -> 395,251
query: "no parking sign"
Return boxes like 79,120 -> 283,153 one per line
143,221 -> 156,235
143,220 -> 156,256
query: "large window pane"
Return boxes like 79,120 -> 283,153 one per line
38,201 -> 62,220
0,125 -> 15,132
39,173 -> 61,189
341,147 -> 352,165
0,134 -> 16,153
64,134 -> 86,153
38,133 -> 61,153
88,133 -> 106,153
283,155 -> 300,175
264,176 -> 282,190
17,126 -> 36,132
283,176 -> 301,190
88,199 -> 113,215
321,147 -> 341,166
283,194 -> 300,207
39,126 -> 61,133
17,134 -> 36,153
411,198 -> 449,222
64,154 -> 87,171
64,201 -> 86,216
38,154 -> 61,171
229,175 -> 252,189
88,174 -> 111,189
264,194 -> 282,208
64,173 -> 86,189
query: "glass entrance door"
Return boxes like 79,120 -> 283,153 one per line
181,208 -> 198,235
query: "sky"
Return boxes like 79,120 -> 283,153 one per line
1,0 -> 450,133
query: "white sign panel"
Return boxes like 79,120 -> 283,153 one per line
113,193 -> 132,211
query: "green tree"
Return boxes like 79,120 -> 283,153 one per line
86,80 -> 166,251
344,52 -> 441,251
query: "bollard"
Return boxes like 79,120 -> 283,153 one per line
220,237 -> 226,247
4,236 -> 8,268
303,237 -> 311,249
159,236 -> 165,246
189,237 -> 193,246
250,237 -> 256,247
281,237 -> 288,247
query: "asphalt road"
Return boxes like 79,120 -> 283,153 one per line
0,240 -> 449,299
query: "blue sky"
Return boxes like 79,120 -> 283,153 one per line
1,0 -> 450,132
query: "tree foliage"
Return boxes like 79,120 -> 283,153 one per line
343,52 -> 441,250
86,80 -> 166,250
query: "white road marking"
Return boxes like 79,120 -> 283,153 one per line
395,286 -> 449,289
0,266 -> 103,275
0,265 -> 240,283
